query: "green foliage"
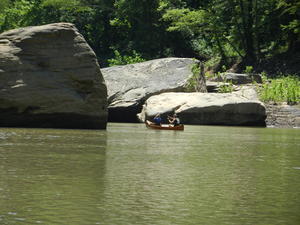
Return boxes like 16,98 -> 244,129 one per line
163,9 -> 206,34
162,8 -> 215,58
221,65 -> 227,72
260,76 -> 300,104
191,62 -> 200,75
261,71 -> 268,83
185,63 -> 201,92
42,0 -> 81,8
204,56 -> 221,70
161,0 -> 299,68
244,66 -> 254,74
277,0 -> 300,35
215,71 -> 223,79
0,0 -> 298,68
0,0 -> 34,31
107,50 -> 145,66
0,0 -> 10,13
110,0 -> 168,59
218,82 -> 234,93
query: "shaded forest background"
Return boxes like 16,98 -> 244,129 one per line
0,0 -> 299,75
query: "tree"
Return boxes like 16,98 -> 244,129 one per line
110,0 -> 175,59
0,0 -> 34,32
0,0 -> 298,69
276,0 -> 300,52
161,0 -> 299,70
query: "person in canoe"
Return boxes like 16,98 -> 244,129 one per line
168,113 -> 180,126
153,113 -> 162,125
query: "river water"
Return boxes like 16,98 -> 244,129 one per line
0,123 -> 299,225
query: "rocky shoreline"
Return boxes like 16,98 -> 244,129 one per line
137,86 -> 266,127
265,103 -> 300,128
0,23 -> 298,129
101,57 -> 206,123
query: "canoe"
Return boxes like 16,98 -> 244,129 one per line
145,120 -> 184,131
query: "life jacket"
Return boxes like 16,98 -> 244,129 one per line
154,117 -> 161,124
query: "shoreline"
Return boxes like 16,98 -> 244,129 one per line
265,103 -> 300,128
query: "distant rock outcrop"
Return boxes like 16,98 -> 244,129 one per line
0,23 -> 107,129
210,72 -> 262,84
138,86 -> 266,126
101,58 -> 206,122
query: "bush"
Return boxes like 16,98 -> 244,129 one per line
184,63 -> 199,92
218,81 -> 234,93
108,50 -> 145,66
244,65 -> 253,74
260,76 -> 300,105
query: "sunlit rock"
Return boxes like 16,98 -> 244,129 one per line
101,58 -> 206,122
138,86 -> 266,126
0,23 -> 107,129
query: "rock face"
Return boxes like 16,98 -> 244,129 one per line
265,103 -> 300,128
138,87 -> 266,126
206,81 -> 237,93
211,72 -> 262,84
0,23 -> 107,129
101,58 -> 206,122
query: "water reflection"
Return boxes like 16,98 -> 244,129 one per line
0,128 -> 107,224
0,125 -> 299,225
102,125 -> 300,225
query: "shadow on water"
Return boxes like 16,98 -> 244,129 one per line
0,128 -> 107,224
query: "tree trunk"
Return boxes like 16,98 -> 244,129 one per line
216,35 -> 229,66
240,0 -> 256,65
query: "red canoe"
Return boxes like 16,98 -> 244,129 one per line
145,120 -> 184,131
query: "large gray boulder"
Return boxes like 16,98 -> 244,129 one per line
101,58 -> 206,122
0,23 -> 107,129
138,86 -> 266,126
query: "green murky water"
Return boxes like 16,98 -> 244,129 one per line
0,123 -> 299,225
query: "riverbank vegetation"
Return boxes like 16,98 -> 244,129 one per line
1,0 -> 299,104
0,0 -> 299,75
204,69 -> 300,104
260,75 -> 300,105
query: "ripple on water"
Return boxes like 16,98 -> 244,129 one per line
0,125 -> 299,225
